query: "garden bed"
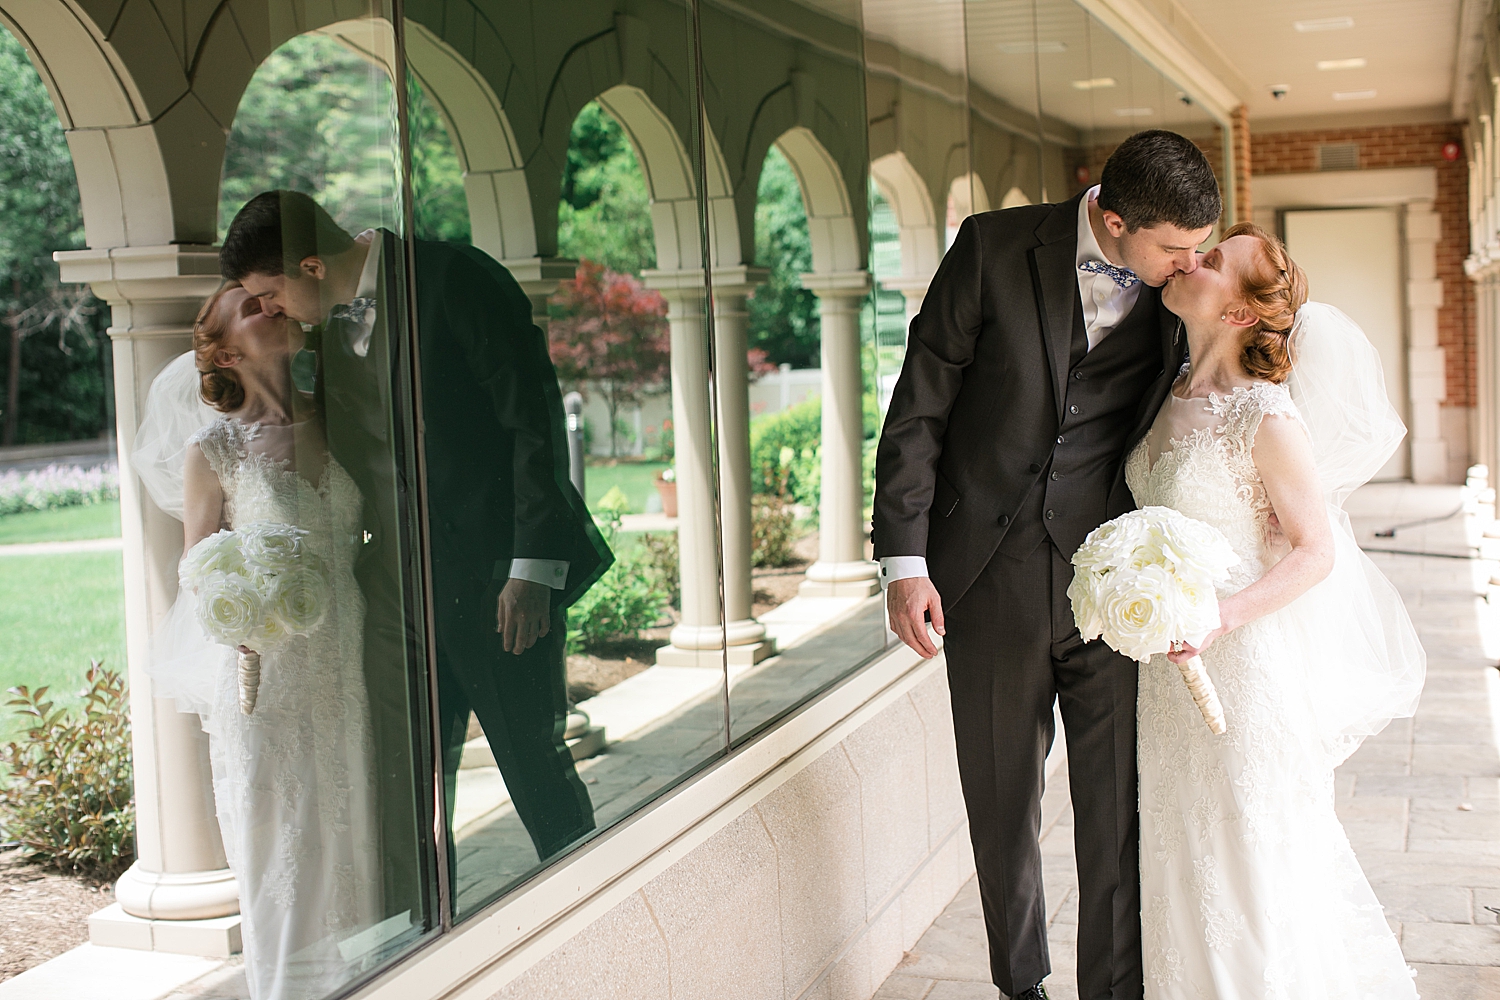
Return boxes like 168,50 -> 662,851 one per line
0,848 -> 113,982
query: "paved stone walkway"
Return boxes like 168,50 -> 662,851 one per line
875,484 -> 1500,999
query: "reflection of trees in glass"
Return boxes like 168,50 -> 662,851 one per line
0,27 -> 107,445
408,78 -> 470,243
749,147 -> 820,370
548,261 -> 669,458
219,34 -> 401,236
556,102 -> 655,276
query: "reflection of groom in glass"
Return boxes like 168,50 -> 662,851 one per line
220,191 -> 611,888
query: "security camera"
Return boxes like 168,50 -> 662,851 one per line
1177,91 -> 1193,106
1269,85 -> 1289,100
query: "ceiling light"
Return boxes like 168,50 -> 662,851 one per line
1114,107 -> 1155,117
1317,58 -> 1367,70
997,41 -> 1067,54
1295,16 -> 1354,32
1071,77 -> 1117,90
1333,90 -> 1377,101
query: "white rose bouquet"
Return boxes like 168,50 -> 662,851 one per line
1068,507 -> 1238,735
180,522 -> 331,714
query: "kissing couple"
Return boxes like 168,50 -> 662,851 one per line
875,129 -> 1426,999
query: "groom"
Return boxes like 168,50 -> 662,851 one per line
874,131 -> 1220,999
220,192 -> 612,909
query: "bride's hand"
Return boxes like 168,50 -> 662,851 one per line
1166,630 -> 1224,664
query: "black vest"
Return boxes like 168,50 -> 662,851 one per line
999,287 -> 1164,560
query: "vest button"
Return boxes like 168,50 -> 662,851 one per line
1073,371 -> 1085,380
1028,463 -> 1041,473
998,514 -> 1010,526
1050,471 -> 1060,481
1069,404 -> 1080,415
1057,435 -> 1065,444
1046,509 -> 1056,520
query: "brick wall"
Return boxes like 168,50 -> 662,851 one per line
1251,123 -> 1474,410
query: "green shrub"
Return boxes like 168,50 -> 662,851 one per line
751,495 -> 798,567
749,394 -> 881,512
0,661 -> 134,877
567,506 -> 670,653
636,531 -> 680,608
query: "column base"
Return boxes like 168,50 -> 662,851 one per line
654,640 -> 777,668
799,559 -> 881,598
88,903 -> 241,958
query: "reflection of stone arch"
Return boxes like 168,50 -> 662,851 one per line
776,127 -> 861,274
1000,186 -> 1031,209
869,151 -> 940,280
945,173 -> 991,248
596,85 -> 742,269
404,23 -> 536,261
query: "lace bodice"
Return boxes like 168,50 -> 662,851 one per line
1125,379 -> 1303,593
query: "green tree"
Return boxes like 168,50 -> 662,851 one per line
0,27 -> 107,446
749,146 -> 821,369
409,78 -> 471,243
556,102 -> 655,276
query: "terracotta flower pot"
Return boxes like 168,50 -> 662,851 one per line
654,472 -> 678,518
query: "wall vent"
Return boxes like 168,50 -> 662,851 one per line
1317,142 -> 1360,171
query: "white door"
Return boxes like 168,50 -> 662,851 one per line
1283,207 -> 1409,479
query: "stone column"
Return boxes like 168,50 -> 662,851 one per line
799,272 -> 879,598
877,274 -> 933,340
644,268 -> 774,668
55,246 -> 242,957
499,256 -> 577,332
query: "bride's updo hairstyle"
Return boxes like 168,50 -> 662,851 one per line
1224,221 -> 1308,384
193,282 -> 246,413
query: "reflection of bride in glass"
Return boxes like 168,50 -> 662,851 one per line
133,285 -> 381,1000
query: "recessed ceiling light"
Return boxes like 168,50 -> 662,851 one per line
1317,58 -> 1367,70
1333,89 -> 1377,101
997,41 -> 1067,54
1071,77 -> 1117,90
1295,16 -> 1355,32
1113,107 -> 1155,117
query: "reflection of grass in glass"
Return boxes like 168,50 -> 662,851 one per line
584,461 -> 669,515
0,552 -> 126,742
0,501 -> 121,545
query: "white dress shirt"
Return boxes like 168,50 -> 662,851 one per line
878,187 -> 1139,588
342,232 -> 569,590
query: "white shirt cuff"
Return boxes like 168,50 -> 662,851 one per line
509,558 -> 570,589
879,556 -> 929,589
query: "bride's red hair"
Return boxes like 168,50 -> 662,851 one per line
193,282 -> 246,412
1224,222 -> 1308,384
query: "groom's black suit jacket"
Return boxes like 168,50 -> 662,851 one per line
873,193 -> 1186,608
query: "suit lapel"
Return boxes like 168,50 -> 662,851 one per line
1124,294 -> 1186,451
1029,193 -> 1086,424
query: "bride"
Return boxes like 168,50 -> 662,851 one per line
1127,222 -> 1425,998
133,284 -> 380,1000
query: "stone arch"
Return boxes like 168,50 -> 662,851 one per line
595,84 -> 741,270
945,173 -> 991,248
1000,186 -> 1032,209
775,127 -> 861,275
869,151 -> 940,281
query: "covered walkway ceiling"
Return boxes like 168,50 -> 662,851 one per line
812,0 -> 1477,127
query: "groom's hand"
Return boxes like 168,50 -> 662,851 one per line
887,577 -> 945,658
497,579 -> 551,654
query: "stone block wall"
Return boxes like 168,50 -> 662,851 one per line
489,667 -> 977,1000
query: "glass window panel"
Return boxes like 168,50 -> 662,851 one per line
963,0 -> 1046,208
400,2 -> 729,921
689,0 -> 892,746
213,5 -> 435,994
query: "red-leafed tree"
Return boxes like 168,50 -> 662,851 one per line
548,259 -> 671,457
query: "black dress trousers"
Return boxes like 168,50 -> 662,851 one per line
942,537 -> 1142,1000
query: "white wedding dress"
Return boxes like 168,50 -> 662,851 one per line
1124,380 -> 1417,999
191,416 -> 381,1000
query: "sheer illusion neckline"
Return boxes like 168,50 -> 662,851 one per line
221,415 -> 333,495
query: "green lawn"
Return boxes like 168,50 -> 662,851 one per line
0,551 -> 126,742
0,501 -> 122,545
584,460 -> 668,515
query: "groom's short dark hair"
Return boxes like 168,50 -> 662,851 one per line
1097,130 -> 1221,233
220,190 -> 356,280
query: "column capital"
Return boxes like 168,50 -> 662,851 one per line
878,273 -> 933,296
641,265 -> 771,298
499,255 -> 577,291
799,270 -> 871,298
56,245 -> 224,334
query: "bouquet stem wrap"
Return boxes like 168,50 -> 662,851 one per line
238,650 -> 261,715
1177,655 -> 1225,735
1069,507 -> 1240,737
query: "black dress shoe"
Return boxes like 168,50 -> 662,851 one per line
1010,985 -> 1049,1000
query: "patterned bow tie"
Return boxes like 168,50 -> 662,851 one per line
1079,259 -> 1139,289
330,296 -> 377,326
